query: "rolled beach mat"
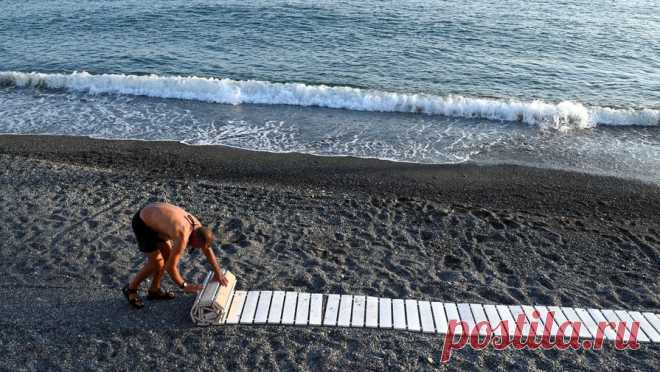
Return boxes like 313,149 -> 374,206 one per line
190,270 -> 237,325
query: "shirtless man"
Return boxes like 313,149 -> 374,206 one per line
122,202 -> 229,308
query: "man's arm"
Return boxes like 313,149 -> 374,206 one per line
165,236 -> 201,293
202,245 -> 229,286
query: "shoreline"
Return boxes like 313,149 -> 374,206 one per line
2,134 -> 659,220
1,133 -> 658,369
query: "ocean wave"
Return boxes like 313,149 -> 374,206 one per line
1,71 -> 658,129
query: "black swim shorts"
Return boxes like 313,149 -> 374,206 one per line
132,210 -> 166,253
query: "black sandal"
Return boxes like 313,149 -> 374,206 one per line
122,284 -> 145,309
147,288 -> 176,300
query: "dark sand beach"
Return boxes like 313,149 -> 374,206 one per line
0,134 -> 658,371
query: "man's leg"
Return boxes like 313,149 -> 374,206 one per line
149,241 -> 171,291
129,250 -> 163,290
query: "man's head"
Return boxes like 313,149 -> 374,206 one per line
190,226 -> 214,250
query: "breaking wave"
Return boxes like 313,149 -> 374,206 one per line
1,71 -> 658,130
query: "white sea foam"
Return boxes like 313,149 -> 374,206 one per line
1,71 -> 658,129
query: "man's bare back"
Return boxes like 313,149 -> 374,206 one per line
139,202 -> 201,242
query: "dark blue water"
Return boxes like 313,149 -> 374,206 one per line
1,0 -> 659,182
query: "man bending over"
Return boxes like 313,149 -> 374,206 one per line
123,202 -> 229,308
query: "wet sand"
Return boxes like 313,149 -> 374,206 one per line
0,134 -> 658,371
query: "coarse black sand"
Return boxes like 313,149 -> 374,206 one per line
0,134 -> 658,371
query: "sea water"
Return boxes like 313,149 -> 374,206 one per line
1,0 -> 658,182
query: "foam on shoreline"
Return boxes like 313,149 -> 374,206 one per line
2,71 -> 658,130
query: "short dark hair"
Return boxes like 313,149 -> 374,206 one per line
194,227 -> 214,246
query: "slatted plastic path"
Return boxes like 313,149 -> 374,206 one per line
212,290 -> 660,343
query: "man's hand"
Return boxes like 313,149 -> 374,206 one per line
202,245 -> 228,287
183,283 -> 203,293
214,272 -> 229,286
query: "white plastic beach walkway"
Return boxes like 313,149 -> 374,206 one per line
191,274 -> 660,344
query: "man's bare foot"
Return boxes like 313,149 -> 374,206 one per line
122,285 -> 145,308
146,288 -> 176,300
